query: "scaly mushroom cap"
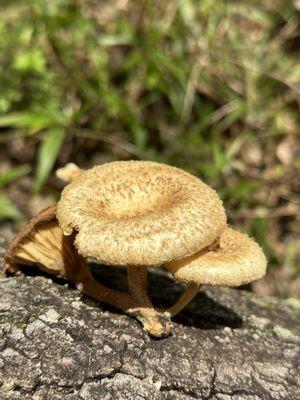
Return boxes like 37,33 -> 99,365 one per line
165,227 -> 267,286
57,160 -> 227,266
3,205 -> 79,278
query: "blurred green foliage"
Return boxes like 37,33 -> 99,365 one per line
0,165 -> 31,221
0,0 -> 299,290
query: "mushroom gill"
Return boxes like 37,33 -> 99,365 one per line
4,205 -> 80,277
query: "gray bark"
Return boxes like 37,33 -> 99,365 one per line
0,262 -> 299,400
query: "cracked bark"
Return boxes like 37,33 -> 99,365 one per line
0,260 -> 299,400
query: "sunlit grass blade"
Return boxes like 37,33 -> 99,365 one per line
0,112 -> 55,135
0,194 -> 24,221
33,127 -> 65,193
0,164 -> 31,186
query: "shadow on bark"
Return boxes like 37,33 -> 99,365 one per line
90,263 -> 243,331
7,261 -> 243,331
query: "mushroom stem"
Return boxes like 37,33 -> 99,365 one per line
127,265 -> 172,338
74,259 -> 135,311
163,284 -> 199,317
78,275 -> 135,311
127,265 -> 152,306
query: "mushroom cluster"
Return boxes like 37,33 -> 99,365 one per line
4,161 -> 267,337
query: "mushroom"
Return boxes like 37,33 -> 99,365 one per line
56,160 -> 227,337
56,163 -> 83,183
3,204 -> 90,281
5,160 -> 267,338
4,205 -> 139,315
165,227 -> 267,315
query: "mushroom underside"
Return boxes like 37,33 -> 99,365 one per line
166,227 -> 267,287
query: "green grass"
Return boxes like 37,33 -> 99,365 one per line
0,0 -> 299,294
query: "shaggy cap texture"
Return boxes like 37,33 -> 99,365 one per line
57,160 -> 227,266
4,205 -> 78,277
165,227 -> 267,286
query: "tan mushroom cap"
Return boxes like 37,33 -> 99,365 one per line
165,227 -> 267,287
57,160 -> 227,266
3,205 -> 79,277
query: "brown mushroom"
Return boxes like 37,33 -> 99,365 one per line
4,205 -> 65,275
56,160 -> 227,337
3,205 -> 137,314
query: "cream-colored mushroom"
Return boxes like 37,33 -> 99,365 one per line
5,161 -> 267,339
57,161 -> 226,265
165,227 -> 267,315
56,160 -> 227,337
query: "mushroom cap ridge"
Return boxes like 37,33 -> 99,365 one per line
57,160 -> 227,266
165,227 -> 267,286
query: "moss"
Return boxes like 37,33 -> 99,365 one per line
272,326 -> 298,340
284,298 -> 300,311
16,320 -> 28,329
248,316 -> 273,333
0,313 -> 12,325
0,277 -> 17,286
249,319 -> 298,341
16,313 -> 36,329
251,296 -> 277,309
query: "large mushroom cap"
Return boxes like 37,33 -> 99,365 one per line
165,227 -> 267,287
57,160 -> 227,266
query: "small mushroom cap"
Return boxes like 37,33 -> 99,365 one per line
56,163 -> 83,183
57,160 -> 227,266
3,205 -> 80,278
165,227 -> 267,287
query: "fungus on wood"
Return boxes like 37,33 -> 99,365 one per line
3,205 -> 69,275
166,227 -> 266,288
3,206 -> 137,315
3,205 -> 94,283
4,161 -> 267,338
